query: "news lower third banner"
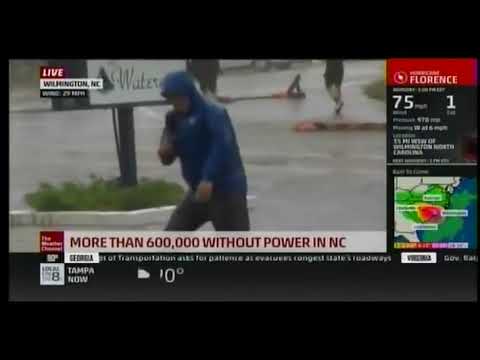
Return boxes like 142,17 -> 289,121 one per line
40,231 -> 386,254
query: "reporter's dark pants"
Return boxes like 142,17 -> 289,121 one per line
165,191 -> 250,231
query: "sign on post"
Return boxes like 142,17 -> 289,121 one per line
44,60 -> 187,187
87,60 -> 185,106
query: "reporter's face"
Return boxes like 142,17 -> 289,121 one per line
167,96 -> 190,113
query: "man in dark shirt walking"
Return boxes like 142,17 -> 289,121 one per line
186,59 -> 221,96
324,60 -> 344,115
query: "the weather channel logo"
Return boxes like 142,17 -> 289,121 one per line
40,263 -> 65,286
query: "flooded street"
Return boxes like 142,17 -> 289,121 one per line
10,60 -> 386,231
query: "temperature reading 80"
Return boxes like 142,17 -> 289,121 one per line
159,267 -> 184,284
393,95 -> 414,109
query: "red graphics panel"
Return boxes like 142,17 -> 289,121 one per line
387,59 -> 477,86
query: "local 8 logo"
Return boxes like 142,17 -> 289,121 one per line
394,71 -> 408,84
40,263 -> 65,286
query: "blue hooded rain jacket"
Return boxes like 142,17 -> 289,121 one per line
160,71 -> 247,195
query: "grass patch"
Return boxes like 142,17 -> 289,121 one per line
25,175 -> 184,211
363,78 -> 386,102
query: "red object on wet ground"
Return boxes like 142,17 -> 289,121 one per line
293,121 -> 385,132
293,121 -> 321,132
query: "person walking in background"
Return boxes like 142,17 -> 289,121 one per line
186,59 -> 221,96
324,60 -> 344,115
158,71 -> 250,231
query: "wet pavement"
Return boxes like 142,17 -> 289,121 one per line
10,60 -> 386,232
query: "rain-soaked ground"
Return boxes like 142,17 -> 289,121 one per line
9,60 -> 386,246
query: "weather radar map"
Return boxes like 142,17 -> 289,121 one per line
394,177 -> 477,249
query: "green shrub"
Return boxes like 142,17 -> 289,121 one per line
363,79 -> 386,102
25,176 -> 184,211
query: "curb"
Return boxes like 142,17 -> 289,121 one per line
10,195 -> 256,227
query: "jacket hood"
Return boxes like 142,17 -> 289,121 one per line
160,71 -> 204,110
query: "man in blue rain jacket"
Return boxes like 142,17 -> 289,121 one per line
157,71 -> 250,231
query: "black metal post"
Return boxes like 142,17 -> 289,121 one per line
117,106 -> 137,186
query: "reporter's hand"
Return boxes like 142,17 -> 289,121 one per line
158,143 -> 173,157
195,181 -> 213,202
157,144 -> 175,165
